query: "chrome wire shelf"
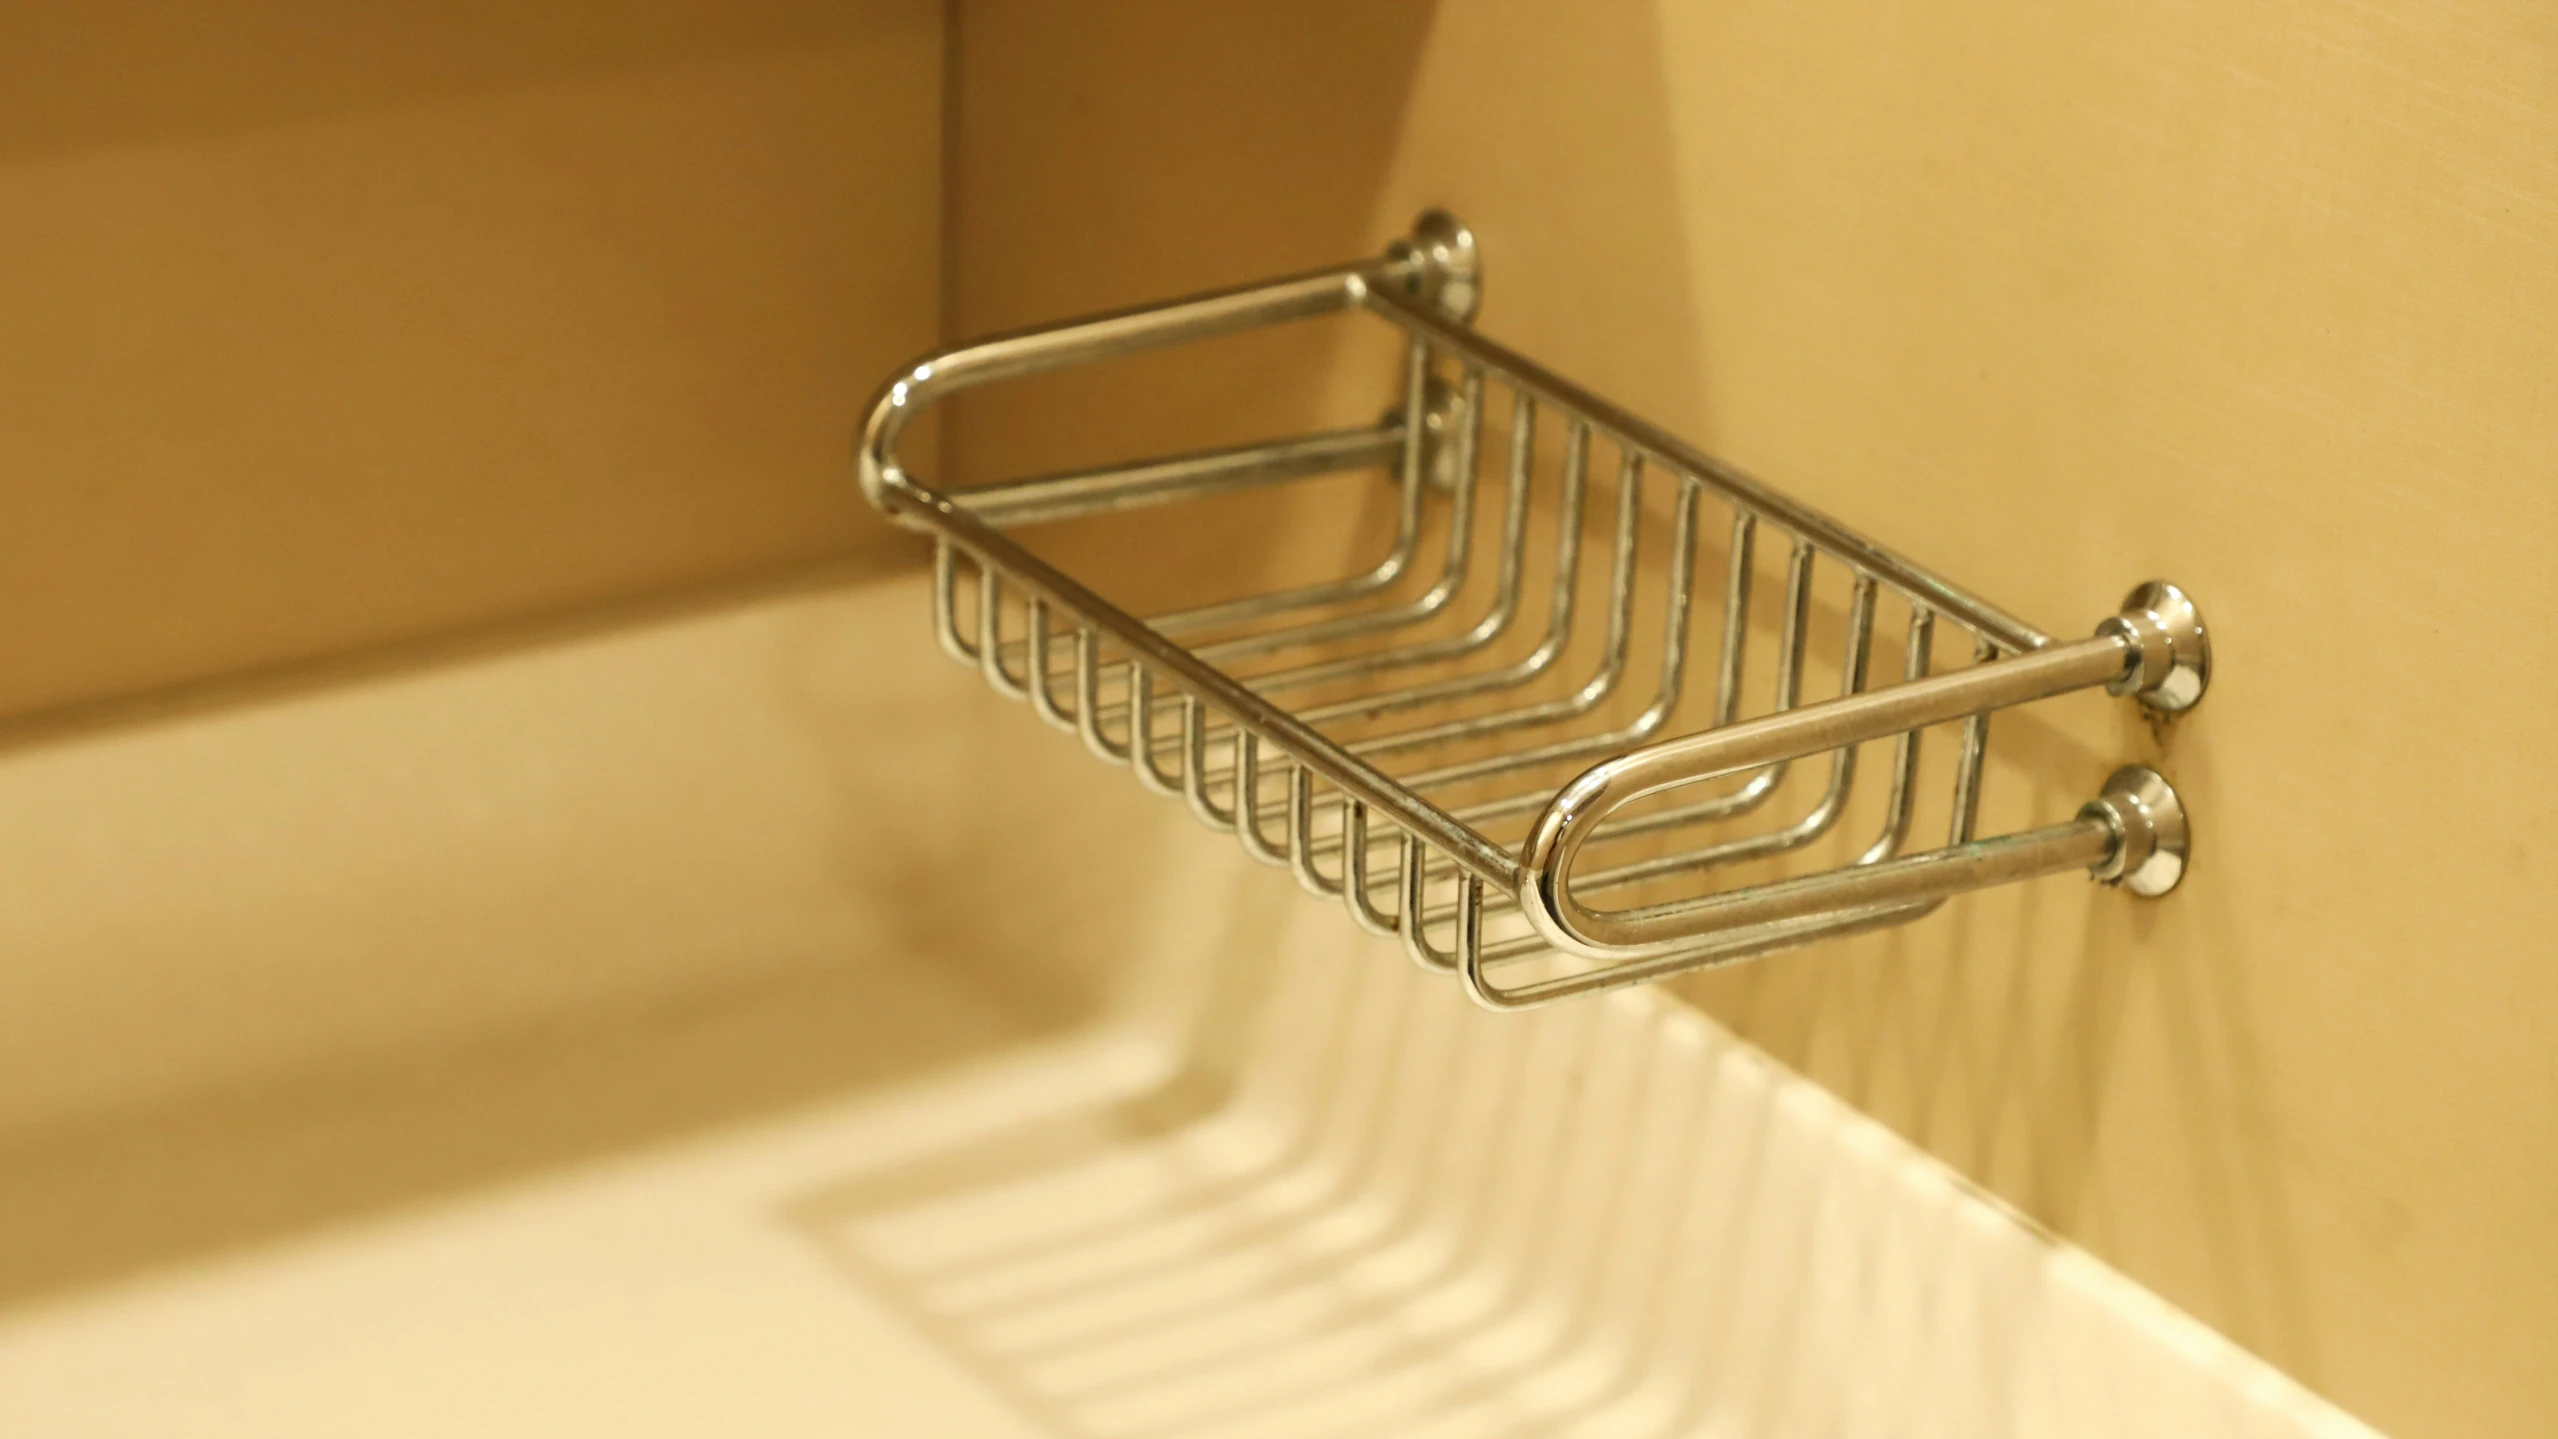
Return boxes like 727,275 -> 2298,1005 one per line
857,213 -> 2207,1009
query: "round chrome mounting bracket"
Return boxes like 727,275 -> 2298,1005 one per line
1389,210 -> 1482,323
2098,579 -> 2210,713
2084,764 -> 2190,897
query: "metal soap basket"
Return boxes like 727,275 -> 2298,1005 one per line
858,214 -> 2208,1009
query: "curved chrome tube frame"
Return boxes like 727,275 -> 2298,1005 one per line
857,213 -> 2208,1010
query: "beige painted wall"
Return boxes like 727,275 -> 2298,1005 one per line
0,1 -> 941,727
948,4 -> 2558,1437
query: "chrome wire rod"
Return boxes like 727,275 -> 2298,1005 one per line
962,370 -> 1530,712
1355,280 -> 2051,655
952,424 -> 1408,527
1517,590 -> 2205,959
1036,513 -> 1933,881
998,413 -> 1617,794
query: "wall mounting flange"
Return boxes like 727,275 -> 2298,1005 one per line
1388,209 -> 1481,323
2100,580 -> 2210,713
2085,764 -> 2190,897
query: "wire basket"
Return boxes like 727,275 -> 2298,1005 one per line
857,213 -> 2208,1009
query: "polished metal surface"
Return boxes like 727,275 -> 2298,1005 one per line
1386,208 -> 1482,323
953,425 -> 1406,527
854,213 -> 2210,1009
2099,580 -> 2212,713
2084,764 -> 2191,897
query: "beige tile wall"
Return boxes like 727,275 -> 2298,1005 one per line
0,1 -> 942,726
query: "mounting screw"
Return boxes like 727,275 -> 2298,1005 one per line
2095,580 -> 2210,713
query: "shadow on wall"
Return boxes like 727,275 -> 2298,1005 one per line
777,875 -> 2344,1438
1683,688 -> 2318,1383
781,898 -> 1763,1439
1319,0 -> 2324,1398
